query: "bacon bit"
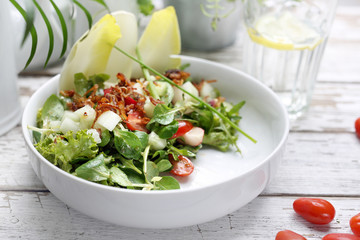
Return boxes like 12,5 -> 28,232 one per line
165,69 -> 191,82
150,97 -> 164,106
60,90 -> 75,98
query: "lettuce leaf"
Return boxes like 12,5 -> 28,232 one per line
35,130 -> 99,172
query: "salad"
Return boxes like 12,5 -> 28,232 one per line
31,68 -> 246,191
29,7 -> 255,191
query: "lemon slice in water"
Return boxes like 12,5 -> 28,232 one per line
248,11 -> 322,51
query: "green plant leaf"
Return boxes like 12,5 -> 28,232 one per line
110,166 -> 132,187
9,0 -> 38,69
156,159 -> 172,172
33,0 -> 54,68
90,0 -> 110,13
114,129 -> 144,160
41,94 -> 64,122
75,154 -> 110,182
136,0 -> 154,16
73,0 -> 93,29
49,0 -> 68,58
155,176 -> 180,190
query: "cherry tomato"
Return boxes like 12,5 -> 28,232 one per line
293,198 -> 335,224
171,120 -> 193,139
126,111 -> 148,132
322,233 -> 360,240
169,155 -> 194,177
355,118 -> 360,139
125,96 -> 137,106
275,230 -> 307,240
350,213 -> 360,237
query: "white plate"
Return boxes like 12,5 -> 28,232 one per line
22,56 -> 289,229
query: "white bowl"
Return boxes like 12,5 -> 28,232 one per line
22,56 -> 289,229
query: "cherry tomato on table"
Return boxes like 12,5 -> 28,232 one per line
171,120 -> 193,139
322,233 -> 360,240
293,198 -> 335,224
169,155 -> 194,177
275,230 -> 307,240
355,118 -> 360,139
350,213 -> 360,237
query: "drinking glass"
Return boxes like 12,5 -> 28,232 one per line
242,0 -> 338,118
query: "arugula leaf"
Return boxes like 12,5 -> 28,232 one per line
114,128 -> 144,160
190,105 -> 214,133
74,73 -> 110,96
155,176 -> 180,190
41,94 -> 64,123
75,154 -> 110,182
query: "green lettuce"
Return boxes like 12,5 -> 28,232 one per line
35,130 -> 98,172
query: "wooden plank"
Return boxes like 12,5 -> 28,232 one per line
0,191 -> 358,239
264,132 -> 360,196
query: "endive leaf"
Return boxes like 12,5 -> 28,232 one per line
132,6 -> 181,78
59,14 -> 121,90
105,11 -> 138,83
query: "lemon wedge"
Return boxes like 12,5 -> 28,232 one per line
59,14 -> 121,90
132,6 -> 181,78
248,11 -> 322,51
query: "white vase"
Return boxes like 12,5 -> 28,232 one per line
0,1 -> 22,135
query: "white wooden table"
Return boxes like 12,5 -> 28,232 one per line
1,3 -> 359,239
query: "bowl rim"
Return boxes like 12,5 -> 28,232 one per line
22,55 -> 289,196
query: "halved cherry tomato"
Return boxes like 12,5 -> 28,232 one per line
169,155 -> 194,177
275,230 -> 307,240
293,198 -> 335,225
126,111 -> 148,132
322,233 -> 360,240
171,120 -> 193,139
125,96 -> 137,106
350,213 -> 360,237
355,118 -> 360,139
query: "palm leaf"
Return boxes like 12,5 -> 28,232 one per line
9,0 -> 38,69
90,0 -> 111,13
32,0 -> 54,68
73,0 -> 93,29
49,0 -> 68,59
